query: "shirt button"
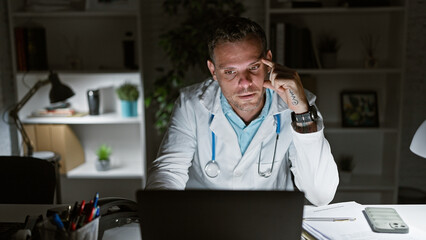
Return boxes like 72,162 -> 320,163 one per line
234,171 -> 242,177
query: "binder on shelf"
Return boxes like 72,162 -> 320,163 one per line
14,26 -> 48,71
270,23 -> 319,69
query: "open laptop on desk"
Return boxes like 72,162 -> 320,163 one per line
136,190 -> 304,240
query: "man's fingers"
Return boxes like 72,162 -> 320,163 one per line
261,58 -> 274,68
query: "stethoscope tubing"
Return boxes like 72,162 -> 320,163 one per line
206,114 -> 281,178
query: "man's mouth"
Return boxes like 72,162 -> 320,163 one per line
238,93 -> 256,100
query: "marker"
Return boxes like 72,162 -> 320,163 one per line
52,213 -> 65,231
303,217 -> 356,222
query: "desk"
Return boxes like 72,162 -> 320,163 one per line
1,203 -> 425,240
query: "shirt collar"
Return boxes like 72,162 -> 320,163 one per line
220,89 -> 273,128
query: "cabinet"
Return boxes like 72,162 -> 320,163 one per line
7,0 -> 146,201
266,0 -> 406,203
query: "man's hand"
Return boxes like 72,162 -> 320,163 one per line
262,59 -> 309,114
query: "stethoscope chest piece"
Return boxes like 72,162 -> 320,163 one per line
205,160 -> 220,178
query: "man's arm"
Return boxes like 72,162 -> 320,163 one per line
145,94 -> 197,190
289,114 -> 339,206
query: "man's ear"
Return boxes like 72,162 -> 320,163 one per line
207,60 -> 217,81
266,50 -> 272,61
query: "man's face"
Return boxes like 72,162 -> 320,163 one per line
207,36 -> 272,117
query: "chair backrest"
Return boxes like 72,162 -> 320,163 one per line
0,156 -> 56,204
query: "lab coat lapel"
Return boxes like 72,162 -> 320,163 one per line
209,111 -> 242,159
244,92 -> 286,156
243,115 -> 275,157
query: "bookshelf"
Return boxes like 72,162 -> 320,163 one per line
7,0 -> 146,201
266,0 -> 407,203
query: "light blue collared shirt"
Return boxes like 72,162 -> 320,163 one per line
220,89 -> 273,155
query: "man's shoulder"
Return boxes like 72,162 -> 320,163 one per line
179,78 -> 218,99
180,78 -> 216,93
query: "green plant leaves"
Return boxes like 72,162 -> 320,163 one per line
116,82 -> 139,101
96,144 -> 112,161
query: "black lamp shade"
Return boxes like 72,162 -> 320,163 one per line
48,72 -> 75,103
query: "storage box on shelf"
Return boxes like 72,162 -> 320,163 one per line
265,0 -> 406,203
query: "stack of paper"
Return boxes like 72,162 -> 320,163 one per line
302,201 -> 424,240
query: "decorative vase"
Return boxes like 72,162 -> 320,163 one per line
121,100 -> 138,117
95,159 -> 111,171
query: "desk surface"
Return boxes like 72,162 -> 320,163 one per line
1,203 -> 426,240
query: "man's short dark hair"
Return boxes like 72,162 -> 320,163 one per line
207,16 -> 267,62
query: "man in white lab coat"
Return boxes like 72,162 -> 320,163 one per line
146,17 -> 339,206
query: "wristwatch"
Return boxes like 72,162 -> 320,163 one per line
291,105 -> 318,124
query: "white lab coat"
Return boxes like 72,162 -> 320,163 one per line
146,79 -> 339,206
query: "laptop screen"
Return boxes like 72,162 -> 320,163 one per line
136,190 -> 304,240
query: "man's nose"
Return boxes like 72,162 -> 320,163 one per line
238,70 -> 252,87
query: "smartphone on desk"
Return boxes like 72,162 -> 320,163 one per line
364,207 -> 409,233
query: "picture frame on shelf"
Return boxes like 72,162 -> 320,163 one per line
86,0 -> 137,12
341,91 -> 379,127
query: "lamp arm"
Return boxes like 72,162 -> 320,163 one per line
9,79 -> 50,156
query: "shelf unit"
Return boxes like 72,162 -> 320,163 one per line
266,0 -> 406,204
7,0 -> 146,201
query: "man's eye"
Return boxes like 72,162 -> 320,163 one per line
249,65 -> 260,71
224,70 -> 236,75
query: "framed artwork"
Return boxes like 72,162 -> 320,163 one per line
341,91 -> 379,127
86,0 -> 137,11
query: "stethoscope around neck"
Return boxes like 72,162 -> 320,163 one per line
204,113 -> 281,178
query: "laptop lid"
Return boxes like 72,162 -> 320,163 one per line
136,190 -> 304,240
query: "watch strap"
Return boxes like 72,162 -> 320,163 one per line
291,105 -> 318,123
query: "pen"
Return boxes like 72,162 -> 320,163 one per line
93,192 -> 99,208
303,217 -> 356,222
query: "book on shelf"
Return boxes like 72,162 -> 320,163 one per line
270,23 -> 320,69
14,26 -> 48,71
31,108 -> 76,117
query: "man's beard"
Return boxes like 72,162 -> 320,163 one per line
228,87 -> 264,112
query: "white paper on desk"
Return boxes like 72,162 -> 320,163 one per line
303,201 -> 424,240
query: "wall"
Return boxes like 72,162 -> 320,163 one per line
398,0 -> 426,192
0,0 -> 17,155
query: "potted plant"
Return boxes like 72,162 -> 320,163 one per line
116,82 -> 139,117
95,144 -> 112,171
337,155 -> 355,183
361,33 -> 380,68
318,33 -> 340,68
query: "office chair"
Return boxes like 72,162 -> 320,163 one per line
0,156 -> 56,204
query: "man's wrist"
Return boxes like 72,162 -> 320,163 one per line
291,105 -> 319,133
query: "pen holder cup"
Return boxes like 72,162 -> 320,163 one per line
38,217 -> 99,240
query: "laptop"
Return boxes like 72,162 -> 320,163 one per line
136,190 -> 305,240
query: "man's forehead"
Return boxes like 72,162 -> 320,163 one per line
217,56 -> 262,69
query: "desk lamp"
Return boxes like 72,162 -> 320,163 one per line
9,71 -> 75,156
410,120 -> 426,158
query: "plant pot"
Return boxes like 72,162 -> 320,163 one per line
364,56 -> 378,68
95,159 -> 111,171
120,100 -> 138,117
321,52 -> 337,68
339,171 -> 352,183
